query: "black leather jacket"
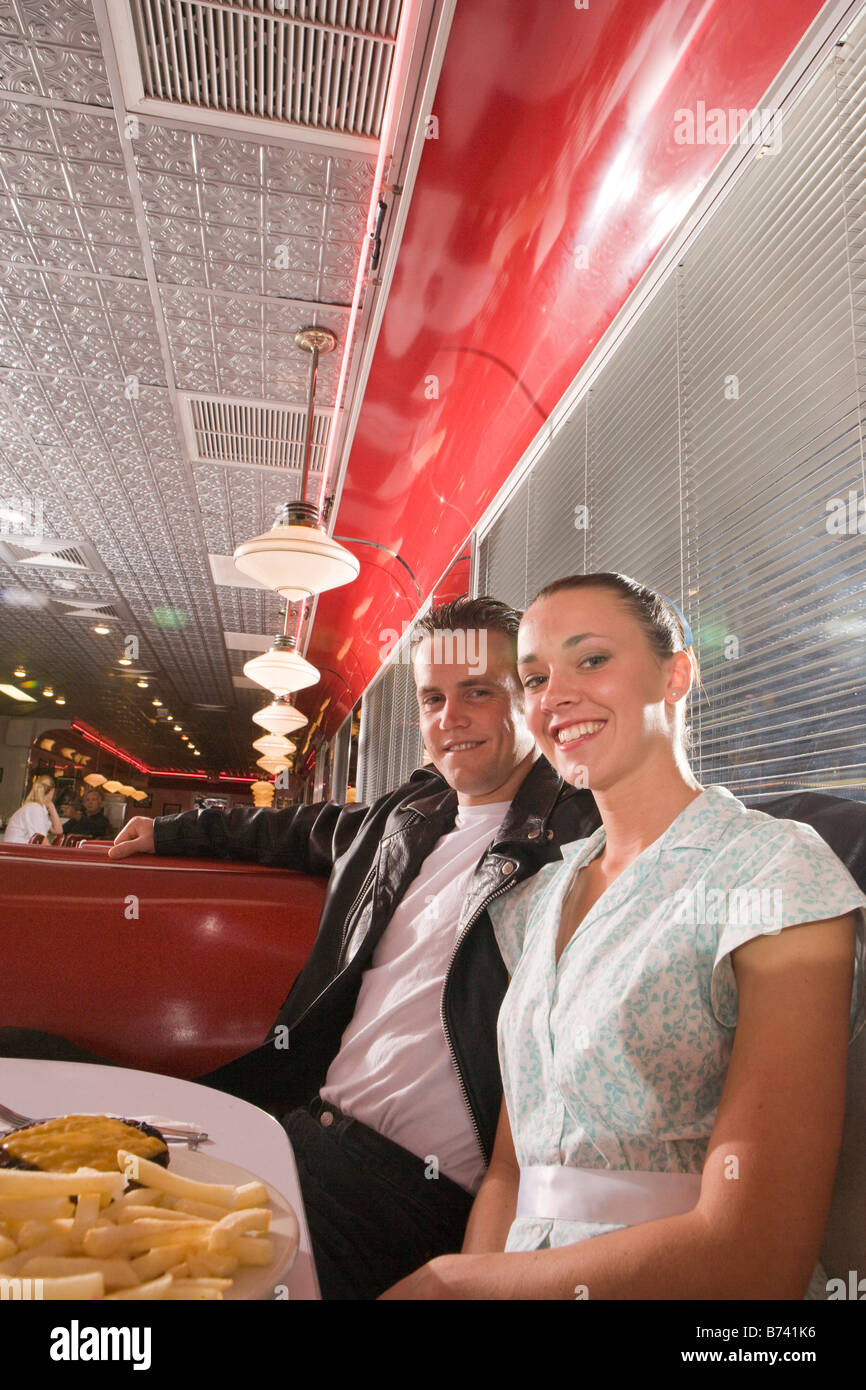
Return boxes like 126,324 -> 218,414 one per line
153,757 -> 601,1163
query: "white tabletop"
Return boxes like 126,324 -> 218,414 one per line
1,1058 -> 321,1301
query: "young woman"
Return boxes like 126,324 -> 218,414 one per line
3,773 -> 64,844
381,573 -> 865,1299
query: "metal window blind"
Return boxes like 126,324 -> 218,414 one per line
356,652 -> 423,803
475,20 -> 866,801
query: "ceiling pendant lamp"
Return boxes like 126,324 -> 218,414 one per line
256,755 -> 290,774
232,329 -> 359,600
243,634 -> 319,695
252,733 -> 296,757
84,773 -> 106,787
251,696 -> 308,737
233,500 -> 360,600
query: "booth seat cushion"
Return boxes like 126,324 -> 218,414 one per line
0,842 -> 326,1078
744,791 -> 866,1287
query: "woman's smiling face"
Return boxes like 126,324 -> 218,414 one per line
517,586 -> 692,791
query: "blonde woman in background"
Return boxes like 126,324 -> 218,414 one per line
2,773 -> 64,844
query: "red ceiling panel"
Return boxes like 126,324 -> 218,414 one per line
303,0 -> 826,739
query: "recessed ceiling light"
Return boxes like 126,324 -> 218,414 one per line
93,625 -> 110,635
137,679 -> 149,688
193,750 -> 201,756
152,698 -> 163,707
173,724 -> 182,732
181,735 -> 189,741
55,696 -> 66,705
117,658 -> 132,666
13,666 -> 26,678
0,684 -> 37,703
42,687 -> 54,697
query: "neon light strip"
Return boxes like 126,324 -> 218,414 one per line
70,721 -> 254,783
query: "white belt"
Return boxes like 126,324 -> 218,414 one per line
517,1165 -> 702,1226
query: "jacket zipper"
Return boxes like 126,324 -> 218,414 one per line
339,861 -> 377,954
440,875 -> 516,1162
339,809 -> 422,954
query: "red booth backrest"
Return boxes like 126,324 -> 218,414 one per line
0,842 -> 326,1077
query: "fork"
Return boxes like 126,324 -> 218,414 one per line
0,1101 -> 209,1148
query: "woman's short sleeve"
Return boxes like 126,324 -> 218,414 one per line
709,820 -> 866,1037
488,875 -> 539,976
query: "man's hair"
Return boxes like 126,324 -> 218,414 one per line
410,595 -> 522,656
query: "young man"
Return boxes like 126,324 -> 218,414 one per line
5,597 -> 601,1297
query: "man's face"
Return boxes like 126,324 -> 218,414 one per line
413,628 -> 536,805
83,790 -> 102,815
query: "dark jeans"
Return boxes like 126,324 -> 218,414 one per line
284,1098 -> 475,1300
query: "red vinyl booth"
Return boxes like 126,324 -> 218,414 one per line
0,841 -> 326,1077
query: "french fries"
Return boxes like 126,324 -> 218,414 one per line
0,1148 -> 281,1300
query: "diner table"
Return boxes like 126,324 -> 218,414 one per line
1,1058 -> 320,1300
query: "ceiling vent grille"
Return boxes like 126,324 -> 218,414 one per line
5,543 -> 90,570
129,0 -> 401,136
182,393 -> 331,471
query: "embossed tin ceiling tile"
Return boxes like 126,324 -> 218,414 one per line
80,206 -> 141,247
264,192 -> 326,236
204,261 -> 264,294
262,267 -> 320,299
198,182 -> 262,229
202,223 -> 262,260
321,240 -> 361,277
2,151 -> 69,198
28,237 -> 92,273
0,39 -> 39,93
209,299 -> 263,330
165,319 -> 213,351
66,161 -> 135,207
53,112 -> 125,164
261,233 -> 322,274
217,326 -> 265,356
327,157 -> 377,202
262,147 -> 330,196
146,212 -> 205,257
191,135 -> 264,187
15,198 -> 82,239
99,280 -> 154,312
318,274 -> 357,303
85,241 -> 148,277
0,98 -> 53,149
32,43 -> 112,105
0,265 -> 49,296
20,0 -> 102,50
139,171 -> 202,218
151,251 -> 208,286
323,200 -> 368,244
159,286 -> 212,321
131,122 -> 195,174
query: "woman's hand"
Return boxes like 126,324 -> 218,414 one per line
378,1256 -> 471,1300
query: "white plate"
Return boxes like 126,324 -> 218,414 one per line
167,1149 -> 299,1300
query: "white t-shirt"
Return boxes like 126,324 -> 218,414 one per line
3,801 -> 51,844
320,799 -> 511,1194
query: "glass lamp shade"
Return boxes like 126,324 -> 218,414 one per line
256,755 -> 290,774
233,504 -> 359,601
101,780 -> 122,794
243,637 -> 319,695
251,697 -> 308,737
252,734 -> 296,757
84,773 -> 106,787
129,789 -> 149,802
